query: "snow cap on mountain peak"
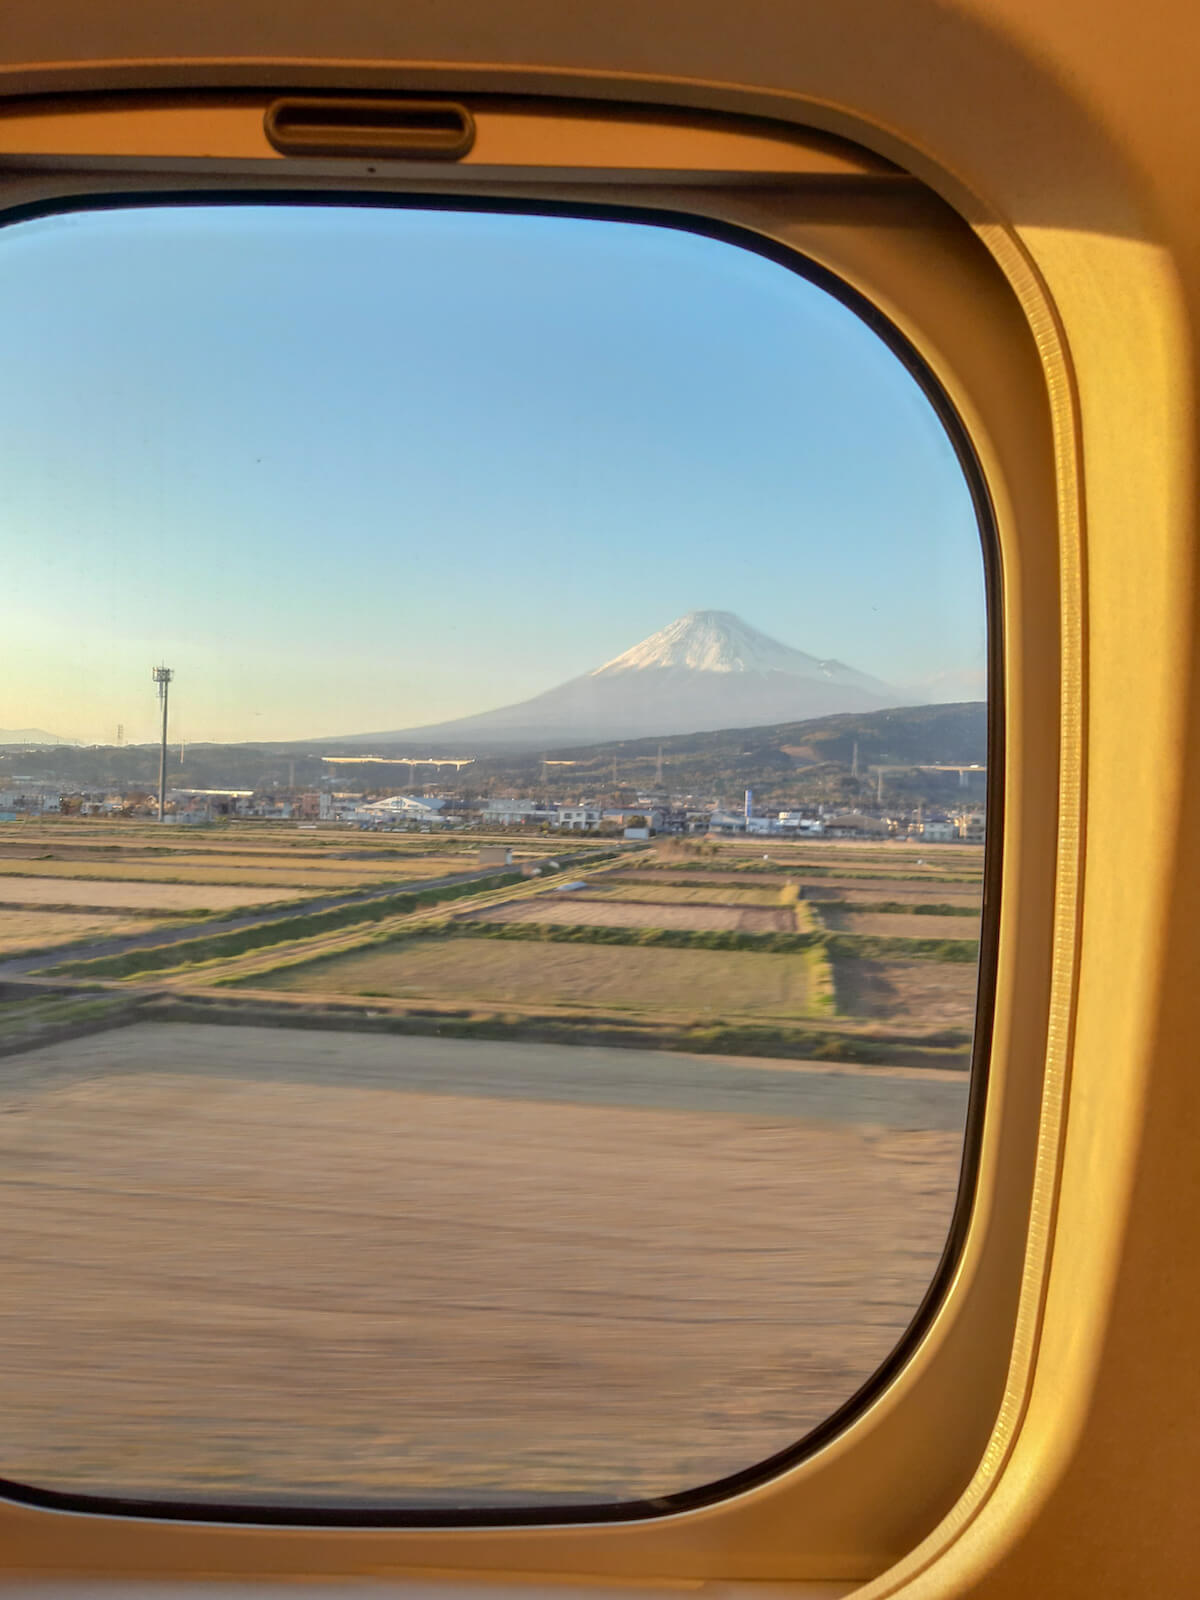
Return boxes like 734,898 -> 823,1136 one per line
594,609 -> 828,677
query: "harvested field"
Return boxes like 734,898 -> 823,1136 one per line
643,863 -> 983,887
0,876 -> 309,913
806,880 -> 982,907
589,882 -> 785,906
468,897 -> 795,934
0,1024 -> 966,1501
0,858 -> 436,889
817,909 -> 981,940
0,845 -> 462,868
0,908 -> 164,954
717,844 -> 983,868
258,936 -> 815,1019
611,870 -> 786,888
833,956 -> 980,1031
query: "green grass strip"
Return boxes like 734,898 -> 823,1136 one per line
803,941 -> 838,1013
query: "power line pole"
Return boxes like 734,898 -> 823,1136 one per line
152,666 -> 173,824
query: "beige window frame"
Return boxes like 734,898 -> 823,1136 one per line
0,93 -> 1063,1590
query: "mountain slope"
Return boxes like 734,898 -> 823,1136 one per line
333,610 -> 903,749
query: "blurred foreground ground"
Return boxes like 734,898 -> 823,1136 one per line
0,1023 -> 967,1506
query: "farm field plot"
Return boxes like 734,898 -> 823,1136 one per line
258,936 -> 815,1019
0,876 -> 311,912
0,857 -> 444,889
791,849 -> 981,868
1,830 -> 487,864
4,841 -> 457,864
645,862 -> 982,886
833,956 -> 980,1031
8,828 -> 532,860
612,870 -> 788,887
587,881 -> 785,906
811,883 -> 982,908
468,897 -> 795,934
817,909 -> 980,940
0,908 -> 165,954
0,1023 -> 965,1501
718,844 -> 982,867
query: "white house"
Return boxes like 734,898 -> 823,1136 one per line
922,819 -> 958,842
556,806 -> 601,831
777,811 -> 824,834
480,797 -> 539,825
955,811 -> 986,842
360,795 -> 447,822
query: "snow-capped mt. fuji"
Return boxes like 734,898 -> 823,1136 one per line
337,609 -> 902,750
593,610 -> 890,691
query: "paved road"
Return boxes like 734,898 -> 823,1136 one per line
0,862 -> 529,979
2,1021 -> 971,1130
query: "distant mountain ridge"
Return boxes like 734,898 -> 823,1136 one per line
330,610 -> 909,750
0,728 -> 80,746
469,699 -> 988,804
533,700 -> 988,767
1,700 -> 985,806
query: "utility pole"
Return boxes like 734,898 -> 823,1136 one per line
152,666 -> 173,824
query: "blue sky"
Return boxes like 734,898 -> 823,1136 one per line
0,204 -> 985,744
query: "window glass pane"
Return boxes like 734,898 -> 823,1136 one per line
0,203 -> 988,1510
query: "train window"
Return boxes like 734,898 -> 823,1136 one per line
0,197 -> 994,1518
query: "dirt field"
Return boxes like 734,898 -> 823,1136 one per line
0,1023 -> 967,1502
467,897 -> 795,934
833,957 -> 981,1030
0,875 -> 310,912
817,909 -> 981,940
259,936 -> 815,1019
0,907 -> 167,954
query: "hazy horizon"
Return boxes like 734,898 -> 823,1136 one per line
2,205 -> 986,744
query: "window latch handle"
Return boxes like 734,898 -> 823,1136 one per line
264,97 -> 475,160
